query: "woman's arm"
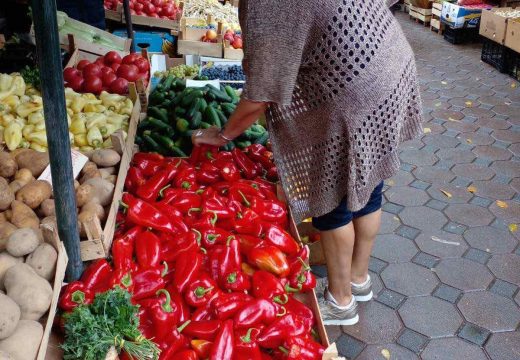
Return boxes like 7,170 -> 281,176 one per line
192,98 -> 267,147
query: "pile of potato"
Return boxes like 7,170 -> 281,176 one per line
0,147 -> 120,246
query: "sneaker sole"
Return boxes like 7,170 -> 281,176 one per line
354,291 -> 373,302
322,314 -> 359,326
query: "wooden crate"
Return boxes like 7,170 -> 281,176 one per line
177,18 -> 224,58
223,40 -> 243,60
105,8 -> 122,22
36,223 -> 68,360
410,4 -> 432,25
121,2 -> 184,31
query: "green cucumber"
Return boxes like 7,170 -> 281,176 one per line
162,75 -> 175,91
148,117 -> 174,134
181,89 -> 203,107
200,122 -> 212,129
204,106 -> 220,127
191,111 -> 202,128
224,85 -> 239,104
143,133 -> 164,154
221,103 -> 236,116
254,131 -> 269,145
207,85 -> 232,102
187,98 -> 202,119
148,107 -> 168,123
176,118 -> 190,133
215,108 -> 228,126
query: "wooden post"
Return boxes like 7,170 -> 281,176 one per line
122,0 -> 135,52
31,0 -> 83,281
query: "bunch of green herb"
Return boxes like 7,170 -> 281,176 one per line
20,66 -> 41,90
61,287 -> 160,360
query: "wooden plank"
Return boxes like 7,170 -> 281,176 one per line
105,8 -> 122,22
177,38 -> 223,58
223,40 -> 244,60
410,4 -> 432,16
80,239 -> 106,261
121,3 -> 183,31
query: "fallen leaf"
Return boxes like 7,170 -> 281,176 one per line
435,102 -> 442,107
465,101 -> 473,107
496,200 -> 508,209
423,127 -> 431,134
512,83 -> 517,88
448,117 -> 459,122
466,138 -> 473,144
387,179 -> 395,186
393,216 -> 400,222
440,189 -> 452,198
509,224 -> 518,233
441,81 -> 448,85
467,186 -> 477,194
381,349 -> 391,360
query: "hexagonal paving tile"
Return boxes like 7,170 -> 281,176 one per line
399,297 -> 463,338
422,337 -> 488,360
401,139 -> 425,151
492,104 -> 520,117
444,121 -> 479,133
451,163 -> 495,181
511,178 -> 520,193
463,106 -> 496,118
458,291 -> 520,332
435,258 -> 494,290
509,143 -> 520,156
473,145 -> 513,160
444,204 -> 494,227
464,132 -> 496,146
415,231 -> 468,258
423,134 -> 461,149
464,226 -> 518,254
342,301 -> 402,345
400,150 -> 438,166
384,187 -> 429,207
487,254 -> 520,285
479,95 -> 507,106
490,160 -> 520,178
356,343 -> 418,360
379,211 -> 401,234
436,148 -> 476,164
381,263 -> 439,296
492,129 -> 520,143
470,181 -> 516,200
485,331 -> 520,360
475,116 -> 511,130
489,200 -> 520,223
431,109 -> 464,120
372,234 -> 419,263
399,206 -> 448,232
387,170 -> 415,187
427,184 -> 474,204
412,166 -> 455,184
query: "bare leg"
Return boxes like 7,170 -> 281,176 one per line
320,222 -> 356,306
351,210 -> 382,284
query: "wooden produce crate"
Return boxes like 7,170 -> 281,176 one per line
505,18 -> 520,53
121,3 -> 184,31
223,40 -> 243,60
105,8 -> 122,22
410,4 -> 433,25
177,18 -> 224,58
431,2 -> 445,34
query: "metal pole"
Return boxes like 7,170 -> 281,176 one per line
31,0 -> 83,281
122,0 -> 135,53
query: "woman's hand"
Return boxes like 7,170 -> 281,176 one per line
191,126 -> 229,147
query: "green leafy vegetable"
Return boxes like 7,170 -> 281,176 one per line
20,66 -> 40,90
61,287 -> 160,360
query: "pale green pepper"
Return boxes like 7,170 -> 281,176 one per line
4,121 -> 22,150
87,126 -> 103,148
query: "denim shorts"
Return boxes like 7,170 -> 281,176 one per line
312,182 -> 384,231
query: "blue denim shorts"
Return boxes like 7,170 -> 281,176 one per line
312,182 -> 384,231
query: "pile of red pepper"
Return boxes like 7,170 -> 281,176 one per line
59,146 -> 323,360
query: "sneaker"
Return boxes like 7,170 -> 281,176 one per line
351,274 -> 373,302
318,288 -> 359,326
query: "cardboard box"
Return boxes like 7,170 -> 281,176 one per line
441,2 -> 484,28
505,17 -> 520,53
480,8 -> 519,44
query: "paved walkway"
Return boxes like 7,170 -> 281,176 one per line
317,11 -> 520,360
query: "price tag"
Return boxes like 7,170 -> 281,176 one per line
38,149 -> 89,188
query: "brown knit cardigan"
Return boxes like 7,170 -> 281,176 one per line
239,0 -> 423,223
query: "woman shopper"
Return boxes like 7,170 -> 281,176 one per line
192,0 -> 422,325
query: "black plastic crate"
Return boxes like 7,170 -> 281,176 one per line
505,48 -> 520,81
443,26 -> 480,45
481,38 -> 509,73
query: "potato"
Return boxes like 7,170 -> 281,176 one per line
5,264 -> 52,321
0,253 -> 22,291
80,178 -> 114,207
2,212 -> 10,222
81,201 -> 106,221
74,180 -> 80,191
7,182 -> 23,196
6,228 -> 41,257
92,149 -> 121,167
10,201 -> 39,229
39,199 -> 55,218
0,214 -> 5,224
16,180 -> 52,209
14,150 -> 49,177
0,293 -> 20,340
0,320 -> 43,360
81,161 -> 98,175
0,153 -> 17,179
99,166 -> 116,178
13,169 -> 33,186
0,224 -> 17,253
0,179 -> 14,212
26,243 -> 57,281
79,168 -> 101,184
105,175 -> 117,184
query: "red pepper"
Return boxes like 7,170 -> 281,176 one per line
167,191 -> 202,214
132,152 -> 165,177
141,289 -> 179,342
235,328 -> 263,360
288,246 -> 310,269
219,236 -> 241,283
285,297 -> 315,330
197,162 -> 221,185
121,193 -> 175,233
191,339 -> 212,359
248,245 -> 290,277
283,336 -> 325,360
230,181 -> 266,200
133,152 -> 164,164
136,160 -> 181,202
158,320 -> 192,359
109,270 -> 134,293
171,349 -> 198,360
174,249 -> 202,293
213,292 -> 254,320
245,144 -> 273,168
252,198 -> 288,224
159,187 -> 183,204
138,307 -> 155,339
165,284 -> 191,324
161,230 -> 200,262
232,148 -> 259,179
175,165 -> 197,189
155,203 -> 190,233
125,166 -> 146,193
234,299 -> 283,329
252,271 -> 287,302
192,305 -> 215,321
266,166 -> 279,182
201,228 -> 231,248
191,145 -> 219,165
185,273 -> 218,308
208,246 -> 225,281
248,178 -> 277,197
288,258 -> 316,292
136,231 -> 162,268
256,314 -> 307,349
263,224 -> 299,256
184,320 -> 222,341
234,209 -> 263,237
224,271 -> 251,292
81,259 -> 113,292
58,281 -> 93,311
238,235 -> 265,256
132,262 -> 167,300
219,162 -> 240,182
210,319 -> 234,360
112,235 -> 136,273
203,193 -> 233,219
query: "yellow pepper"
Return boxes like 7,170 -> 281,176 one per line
119,98 -> 134,115
0,114 -> 15,127
0,126 -> 3,144
74,133 -> 88,147
100,91 -> 126,111
87,126 -> 103,148
67,108 -> 74,118
29,142 -> 47,152
80,146 -> 94,152
16,99 -> 43,118
69,132 -> 75,145
4,121 -> 23,150
28,110 -> 45,125
65,88 -> 80,100
1,95 -> 20,110
26,130 -> 48,147
102,137 -> 113,149
34,121 -> 46,131
71,96 -> 87,113
0,74 -> 13,92
11,76 -> 26,97
83,103 -> 106,113
19,138 -> 30,149
106,113 -> 128,127
70,116 -> 87,135
22,124 -> 35,138
85,113 -> 107,129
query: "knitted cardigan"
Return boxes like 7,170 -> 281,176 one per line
239,0 -> 423,223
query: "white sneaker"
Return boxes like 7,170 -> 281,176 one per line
352,274 -> 373,302
318,288 -> 359,326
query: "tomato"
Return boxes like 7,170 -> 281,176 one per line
100,66 -> 114,77
161,3 -> 174,16
102,72 -> 117,86
83,63 -> 102,78
121,53 -> 139,65
144,3 -> 156,14
110,63 -> 121,72
63,67 -> 81,83
149,12 -> 160,18
104,51 -> 122,65
152,0 -> 163,6
76,60 -> 91,71
134,57 -> 150,73
109,78 -> 129,95
66,76 -> 84,92
83,75 -> 103,94
130,9 -> 136,15
135,10 -> 143,15
134,3 -> 144,12
117,64 -> 139,82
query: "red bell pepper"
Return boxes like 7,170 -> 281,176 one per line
191,145 -> 218,164
257,313 -> 307,349
288,258 -> 316,292
191,339 -> 212,359
201,228 -> 231,248
288,246 -> 310,269
252,198 -> 287,224
125,166 -> 146,194
208,245 -> 225,282
59,281 -> 93,311
140,289 -> 179,342
81,259 -> 113,292
252,270 -> 287,302
234,299 -> 284,329
112,237 -> 135,273
184,320 -> 222,341
185,273 -> 218,308
175,165 -> 197,189
174,249 -> 202,293
234,209 -> 263,237
136,160 -> 181,202
166,191 -> 202,214
213,292 -> 254,320
121,193 -> 176,233
283,336 -> 325,360
263,224 -> 299,256
232,148 -> 258,179
285,296 -> 316,330
161,230 -> 200,262
138,307 -> 155,340
159,187 -> 183,204
219,237 -> 241,282
210,319 -> 234,360
220,162 -> 240,182
171,350 -> 198,360
235,328 -> 263,360
155,203 -> 189,233
136,231 -> 162,268
158,320 -> 191,359
187,211 -> 218,229
197,162 -> 221,185
132,262 -> 167,300
192,304 -> 215,321
132,152 -> 165,177
165,284 -> 191,324
266,166 -> 278,182
203,193 -> 233,219
224,271 -> 251,292
242,262 -> 256,276
238,234 -> 265,256
109,270 -> 134,293
248,245 -> 290,277
244,144 -> 273,168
